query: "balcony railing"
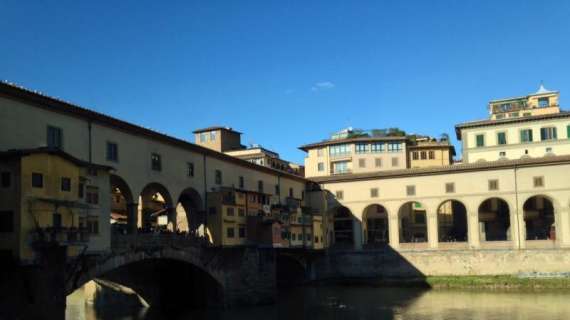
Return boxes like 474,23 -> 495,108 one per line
331,169 -> 352,175
31,227 -> 90,245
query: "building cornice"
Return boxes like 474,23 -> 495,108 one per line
311,155 -> 570,184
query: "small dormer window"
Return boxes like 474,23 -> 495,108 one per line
538,97 -> 549,108
210,131 -> 216,141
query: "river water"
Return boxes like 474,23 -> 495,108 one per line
67,285 -> 570,319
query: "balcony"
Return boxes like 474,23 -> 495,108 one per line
31,227 -> 90,245
330,168 -> 352,175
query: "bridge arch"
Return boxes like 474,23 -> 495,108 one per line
362,204 -> 389,248
139,182 -> 174,232
69,247 -> 225,309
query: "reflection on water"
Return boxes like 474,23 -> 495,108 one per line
67,285 -> 570,320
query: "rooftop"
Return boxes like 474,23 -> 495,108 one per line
192,126 -> 242,134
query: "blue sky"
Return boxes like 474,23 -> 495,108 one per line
1,1 -> 569,163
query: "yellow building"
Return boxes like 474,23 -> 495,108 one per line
456,85 -> 570,163
407,136 -> 455,168
206,187 -> 249,246
0,148 -> 111,263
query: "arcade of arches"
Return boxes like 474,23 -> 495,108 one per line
109,175 -> 205,236
330,194 -> 561,249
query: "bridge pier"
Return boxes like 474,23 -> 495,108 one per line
0,246 -> 67,320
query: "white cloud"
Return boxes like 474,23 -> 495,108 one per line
311,81 -> 335,91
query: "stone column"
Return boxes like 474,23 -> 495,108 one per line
427,212 -> 438,249
558,206 -> 570,247
510,207 -> 522,250
468,211 -> 480,249
515,207 -> 526,249
389,216 -> 400,250
353,217 -> 363,250
126,203 -> 138,234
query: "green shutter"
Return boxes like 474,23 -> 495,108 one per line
476,134 -> 484,147
567,125 -> 570,139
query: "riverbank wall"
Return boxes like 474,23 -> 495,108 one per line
310,248 -> 570,281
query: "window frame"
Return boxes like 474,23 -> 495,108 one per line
32,172 -> 43,188
47,125 -> 63,149
475,134 -> 485,147
106,141 -> 119,162
151,153 -> 162,171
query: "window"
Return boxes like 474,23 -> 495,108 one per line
151,153 -> 162,171
238,208 -> 245,217
520,129 -> 533,143
315,236 -> 319,243
510,112 -> 519,118
209,207 -> 216,215
106,142 -> 118,162
497,132 -> 507,145
210,131 -> 216,141
420,151 -> 427,160
329,144 -> 351,157
428,151 -> 435,159
289,188 -> 294,198
355,143 -> 368,154
371,142 -> 385,153
388,143 -> 402,152
187,162 -> 194,177
238,226 -> 246,238
488,179 -> 499,191
78,182 -> 84,198
375,158 -> 382,168
200,132 -> 208,142
227,227 -> 235,238
406,185 -> 415,196
215,170 -> 222,185
370,188 -> 378,198
335,190 -> 344,200
227,207 -> 235,216
47,126 -> 63,149
317,149 -> 324,157
0,211 -> 13,232
499,151 -> 506,157
412,151 -> 419,160
32,173 -> 43,188
317,162 -> 324,172
1,172 -> 10,188
61,177 -> 71,192
274,185 -> 280,195
86,186 -> 99,204
538,97 -> 549,108
87,217 -> 99,234
567,125 -> 570,139
533,176 -> 544,188
292,233 -> 296,241
333,161 -> 349,174
239,176 -> 244,189
476,134 -> 485,147
358,159 -> 366,168
258,180 -> 263,192
391,157 -> 399,167
52,213 -> 62,228
540,127 -> 557,141
445,183 -> 455,193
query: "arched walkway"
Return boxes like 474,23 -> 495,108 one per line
437,200 -> 468,242
110,175 -> 135,234
139,183 -> 173,233
523,195 -> 555,241
478,198 -> 510,241
176,188 -> 204,234
331,206 -> 354,248
362,204 -> 389,248
398,201 -> 427,243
